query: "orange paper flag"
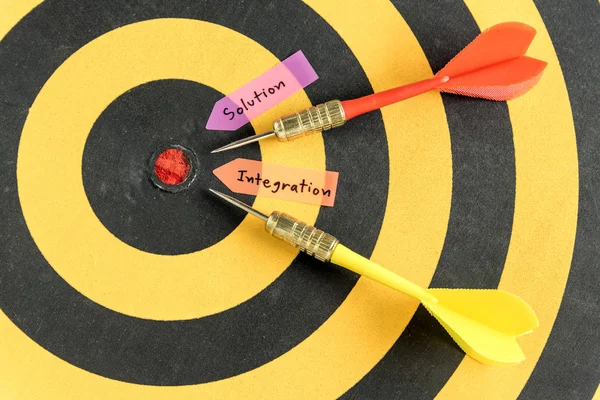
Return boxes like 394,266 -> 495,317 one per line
213,158 -> 339,206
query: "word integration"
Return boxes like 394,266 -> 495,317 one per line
237,169 -> 332,197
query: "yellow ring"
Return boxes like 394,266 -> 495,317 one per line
17,18 -> 324,320
437,1 -> 579,398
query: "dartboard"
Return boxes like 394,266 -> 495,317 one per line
1,0 -> 598,399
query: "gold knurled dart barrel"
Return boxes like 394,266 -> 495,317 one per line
210,100 -> 347,153
273,100 -> 346,142
265,212 -> 339,262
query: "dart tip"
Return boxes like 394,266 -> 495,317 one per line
208,188 -> 269,221
211,143 -> 238,154
211,130 -> 277,154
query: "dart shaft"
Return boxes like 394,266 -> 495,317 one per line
330,244 -> 437,304
341,75 -> 448,120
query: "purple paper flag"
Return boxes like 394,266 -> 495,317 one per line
206,51 -> 318,131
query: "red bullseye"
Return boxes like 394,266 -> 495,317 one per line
154,148 -> 191,186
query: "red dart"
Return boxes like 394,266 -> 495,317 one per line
212,22 -> 547,153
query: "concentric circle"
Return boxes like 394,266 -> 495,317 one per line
1,0 -> 592,398
16,18 -> 324,321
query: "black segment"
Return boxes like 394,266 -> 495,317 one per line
83,79 -> 258,255
0,0 -> 388,385
520,1 -> 600,399
343,1 -> 516,398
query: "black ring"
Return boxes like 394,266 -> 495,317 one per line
82,78 -> 259,256
0,0 -> 388,385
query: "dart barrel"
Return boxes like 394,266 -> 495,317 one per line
273,100 -> 346,141
265,212 -> 339,261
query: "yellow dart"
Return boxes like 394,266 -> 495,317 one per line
209,189 -> 539,365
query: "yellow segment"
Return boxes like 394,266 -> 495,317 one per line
437,1 -> 578,398
593,384 -> 600,400
1,0 -> 452,397
17,18 -> 324,320
0,0 -> 41,39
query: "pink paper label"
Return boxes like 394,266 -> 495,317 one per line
213,158 -> 339,207
206,51 -> 318,131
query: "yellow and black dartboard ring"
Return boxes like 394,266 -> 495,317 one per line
0,0 -> 598,399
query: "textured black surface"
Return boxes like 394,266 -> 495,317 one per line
0,0 -> 388,385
